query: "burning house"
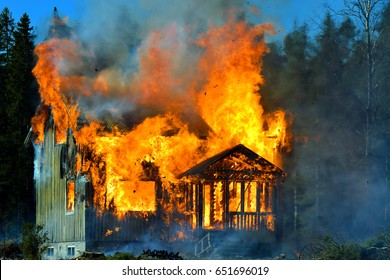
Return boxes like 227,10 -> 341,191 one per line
29,8 -> 290,259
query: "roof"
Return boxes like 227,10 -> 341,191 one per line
179,144 -> 286,181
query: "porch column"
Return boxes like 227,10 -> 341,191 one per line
224,179 -> 229,229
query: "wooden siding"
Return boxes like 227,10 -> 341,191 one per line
85,209 -> 159,242
35,123 -> 86,243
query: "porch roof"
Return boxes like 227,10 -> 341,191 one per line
179,144 -> 286,181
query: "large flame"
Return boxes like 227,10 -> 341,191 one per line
32,16 -> 290,222
32,38 -> 81,143
195,19 -> 288,166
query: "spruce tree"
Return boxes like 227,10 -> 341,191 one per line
9,13 -> 37,227
0,7 -> 16,234
0,7 -> 14,68
0,12 -> 37,233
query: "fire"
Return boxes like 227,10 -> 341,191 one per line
73,113 -> 202,217
32,38 -> 80,143
31,105 -> 49,143
195,19 -> 287,167
31,14 -> 290,225
66,181 -> 75,212
105,227 -> 120,237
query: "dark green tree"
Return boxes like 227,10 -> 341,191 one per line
0,7 -> 16,233
7,13 -> 37,225
0,7 -> 14,68
308,13 -> 362,235
263,24 -> 317,246
261,41 -> 286,112
20,223 -> 49,260
282,24 -> 314,237
0,11 -> 37,234
0,7 -> 15,130
263,2 -> 390,251
7,13 -> 37,123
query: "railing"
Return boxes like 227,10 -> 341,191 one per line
194,233 -> 211,257
227,212 -> 274,231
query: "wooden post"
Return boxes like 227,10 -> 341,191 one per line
240,181 -> 245,230
256,182 -> 261,231
198,181 -> 203,230
224,180 -> 229,230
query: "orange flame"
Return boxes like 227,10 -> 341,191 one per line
32,38 -> 80,143
195,19 -> 287,166
66,181 -> 75,212
31,16 -> 290,225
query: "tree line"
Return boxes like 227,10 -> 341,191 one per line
0,7 -> 37,239
261,0 -> 390,245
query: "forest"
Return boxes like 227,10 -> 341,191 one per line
0,0 -> 390,259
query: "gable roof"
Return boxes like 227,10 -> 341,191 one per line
179,144 -> 286,182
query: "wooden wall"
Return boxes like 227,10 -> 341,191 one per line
85,209 -> 159,243
35,123 -> 86,243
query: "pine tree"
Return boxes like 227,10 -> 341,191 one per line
0,12 -> 37,233
309,13 -> 363,234
0,7 -> 14,68
0,7 -> 15,135
9,13 -> 37,227
7,13 -> 37,122
272,24 -> 316,244
0,7 -> 16,234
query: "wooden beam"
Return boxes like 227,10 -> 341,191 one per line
224,180 -> 229,230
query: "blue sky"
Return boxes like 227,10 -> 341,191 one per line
1,0 -> 345,42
